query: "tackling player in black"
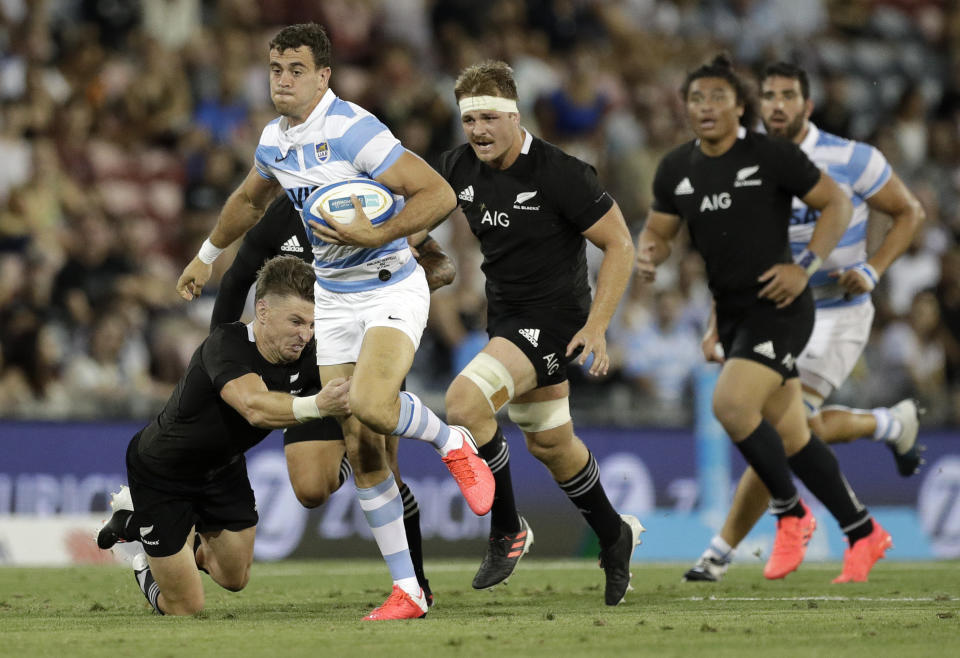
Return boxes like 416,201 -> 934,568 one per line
97,256 -> 351,615
637,55 -> 892,583
438,60 -> 643,606
209,193 -> 454,606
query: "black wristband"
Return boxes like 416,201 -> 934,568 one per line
413,234 -> 436,249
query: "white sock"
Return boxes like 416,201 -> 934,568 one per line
871,407 -> 902,442
394,391 -> 463,456
705,535 -> 735,563
356,474 -> 420,597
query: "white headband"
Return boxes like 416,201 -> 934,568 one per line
458,95 -> 519,116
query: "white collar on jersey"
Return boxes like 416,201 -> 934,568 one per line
276,88 -> 337,157
799,121 -> 820,155
520,127 -> 533,154
246,322 -> 255,342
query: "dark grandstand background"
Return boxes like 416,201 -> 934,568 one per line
0,1 -> 958,562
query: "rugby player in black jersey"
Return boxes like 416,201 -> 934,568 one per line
207,193 -> 454,606
637,55 -> 892,583
437,60 -> 643,606
97,256 -> 351,615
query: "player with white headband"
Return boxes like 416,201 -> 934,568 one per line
437,60 -> 645,606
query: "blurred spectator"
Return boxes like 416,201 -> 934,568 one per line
49,211 -> 131,329
617,288 -> 701,414
876,290 -> 950,422
884,223 -> 942,315
0,1 -> 956,426
61,309 -> 166,417
810,70 -> 854,138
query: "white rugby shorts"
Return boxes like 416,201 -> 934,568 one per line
313,266 -> 430,365
797,300 -> 875,399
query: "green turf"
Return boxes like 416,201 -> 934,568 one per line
1,560 -> 957,657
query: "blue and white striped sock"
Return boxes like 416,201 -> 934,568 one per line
871,407 -> 902,442
356,474 -> 419,596
394,391 -> 462,456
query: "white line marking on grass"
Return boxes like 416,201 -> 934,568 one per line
686,596 -> 952,602
254,560 -> 592,577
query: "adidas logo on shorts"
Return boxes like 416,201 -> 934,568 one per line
458,185 -> 475,202
752,340 -> 776,360
519,328 -> 540,347
281,235 -> 305,253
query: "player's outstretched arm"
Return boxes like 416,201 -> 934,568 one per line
210,196 -> 296,330
310,151 -> 456,247
567,201 -> 635,377
177,169 -> 280,300
220,373 -> 351,429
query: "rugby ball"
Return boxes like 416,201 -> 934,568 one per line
303,178 -> 397,227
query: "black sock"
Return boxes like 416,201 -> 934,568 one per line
338,454 -> 353,486
398,482 -> 428,590
734,420 -> 802,517
134,562 -> 164,615
788,435 -> 873,543
110,509 -> 138,542
477,426 -> 521,534
558,452 -> 621,548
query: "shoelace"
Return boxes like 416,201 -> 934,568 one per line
443,450 -> 478,486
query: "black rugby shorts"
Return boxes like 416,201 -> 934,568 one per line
126,435 -> 258,558
488,309 -> 586,387
716,291 -> 814,381
283,416 -> 343,445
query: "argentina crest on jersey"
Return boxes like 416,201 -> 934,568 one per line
315,141 -> 330,163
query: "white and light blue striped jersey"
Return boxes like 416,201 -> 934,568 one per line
790,122 -> 891,308
255,88 -> 412,292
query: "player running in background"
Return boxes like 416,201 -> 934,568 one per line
435,60 -> 643,606
638,54 -> 892,585
209,193 -> 456,605
683,61 -> 925,583
176,23 -> 493,620
98,256 -> 350,615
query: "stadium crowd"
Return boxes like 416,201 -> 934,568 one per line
0,0 -> 958,427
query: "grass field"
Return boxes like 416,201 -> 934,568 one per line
1,559 -> 958,657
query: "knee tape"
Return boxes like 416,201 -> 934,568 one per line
460,352 -> 515,412
508,397 -> 571,433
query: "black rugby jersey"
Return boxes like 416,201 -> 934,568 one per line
211,195 -> 312,330
439,131 -> 614,315
652,130 -> 821,307
135,322 -> 322,479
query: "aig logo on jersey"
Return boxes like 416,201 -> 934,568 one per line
482,210 -> 510,227
700,192 -> 731,212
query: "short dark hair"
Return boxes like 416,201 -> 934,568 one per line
269,23 -> 332,69
681,53 -> 757,128
454,60 -> 519,103
254,255 -> 314,304
760,61 -> 811,100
